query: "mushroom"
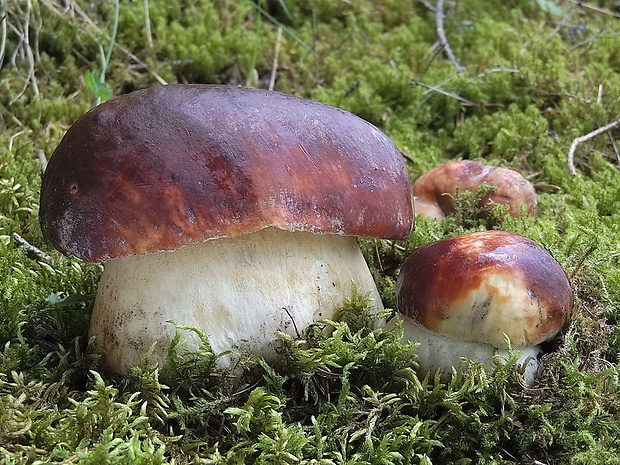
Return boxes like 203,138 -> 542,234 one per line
393,230 -> 572,385
413,160 -> 537,219
39,84 -> 414,375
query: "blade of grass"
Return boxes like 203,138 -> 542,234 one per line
246,0 -> 315,55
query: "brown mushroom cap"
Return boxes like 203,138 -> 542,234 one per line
40,85 -> 414,262
412,160 -> 537,219
396,230 -> 572,348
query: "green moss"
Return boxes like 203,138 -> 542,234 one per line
2,0 -> 620,462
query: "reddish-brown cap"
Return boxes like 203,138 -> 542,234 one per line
396,230 -> 572,348
40,85 -> 414,262
413,160 -> 537,219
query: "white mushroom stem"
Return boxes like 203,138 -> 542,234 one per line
389,314 -> 541,386
90,227 -> 383,374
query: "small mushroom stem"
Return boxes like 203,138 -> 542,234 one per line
391,314 -> 541,386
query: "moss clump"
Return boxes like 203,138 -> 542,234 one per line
1,0 -> 620,462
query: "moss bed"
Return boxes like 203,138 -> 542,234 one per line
1,0 -> 620,463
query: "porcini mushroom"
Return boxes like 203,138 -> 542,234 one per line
39,84 -> 414,374
413,160 -> 537,219
393,230 -> 572,385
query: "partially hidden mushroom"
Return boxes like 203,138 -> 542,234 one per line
39,84 -> 414,375
393,230 -> 572,385
413,160 -> 537,219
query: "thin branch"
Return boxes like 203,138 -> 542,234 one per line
435,0 -> 464,73
374,240 -> 384,272
545,7 -> 577,42
466,68 -> 521,85
595,252 -> 620,266
36,149 -> 47,172
25,0 -> 39,97
7,0 -> 39,105
567,27 -> 608,52
12,233 -> 51,262
143,0 -> 153,48
414,80 -> 474,105
565,0 -> 620,19
268,27 -> 282,91
282,306 -> 300,338
412,74 -> 458,118
567,118 -> 620,175
39,0 -> 167,85
8,129 -> 27,150
538,91 -> 593,104
0,0 -> 7,69
418,0 -> 437,12
399,149 -> 416,165
608,130 -> 620,168
532,183 -> 562,191
420,74 -> 458,95
248,1 -> 314,54
0,102 -> 26,128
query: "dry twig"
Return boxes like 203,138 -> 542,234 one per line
532,183 -> 562,191
608,130 -> 620,168
567,118 -> 620,175
143,0 -> 153,48
36,149 -> 47,172
0,0 -> 6,68
12,232 -> 51,262
467,68 -> 521,84
414,80 -> 474,105
567,27 -> 608,52
434,0 -> 464,73
418,0 -> 436,12
39,0 -> 167,85
565,0 -> 620,19
268,27 -> 282,91
545,8 -> 577,42
399,149 -> 416,165
6,0 -> 39,103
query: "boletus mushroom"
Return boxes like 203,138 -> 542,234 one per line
413,160 -> 537,219
393,230 -> 572,385
39,85 -> 414,375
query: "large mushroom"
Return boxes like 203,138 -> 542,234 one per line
413,160 -> 537,219
393,230 -> 572,385
39,84 -> 414,374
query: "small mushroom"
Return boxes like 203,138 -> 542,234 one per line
413,160 -> 537,219
393,230 -> 572,385
39,84 -> 414,374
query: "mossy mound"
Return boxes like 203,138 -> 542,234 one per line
1,0 -> 619,463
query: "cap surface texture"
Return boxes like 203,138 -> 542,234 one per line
396,230 -> 572,348
40,85 -> 414,262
